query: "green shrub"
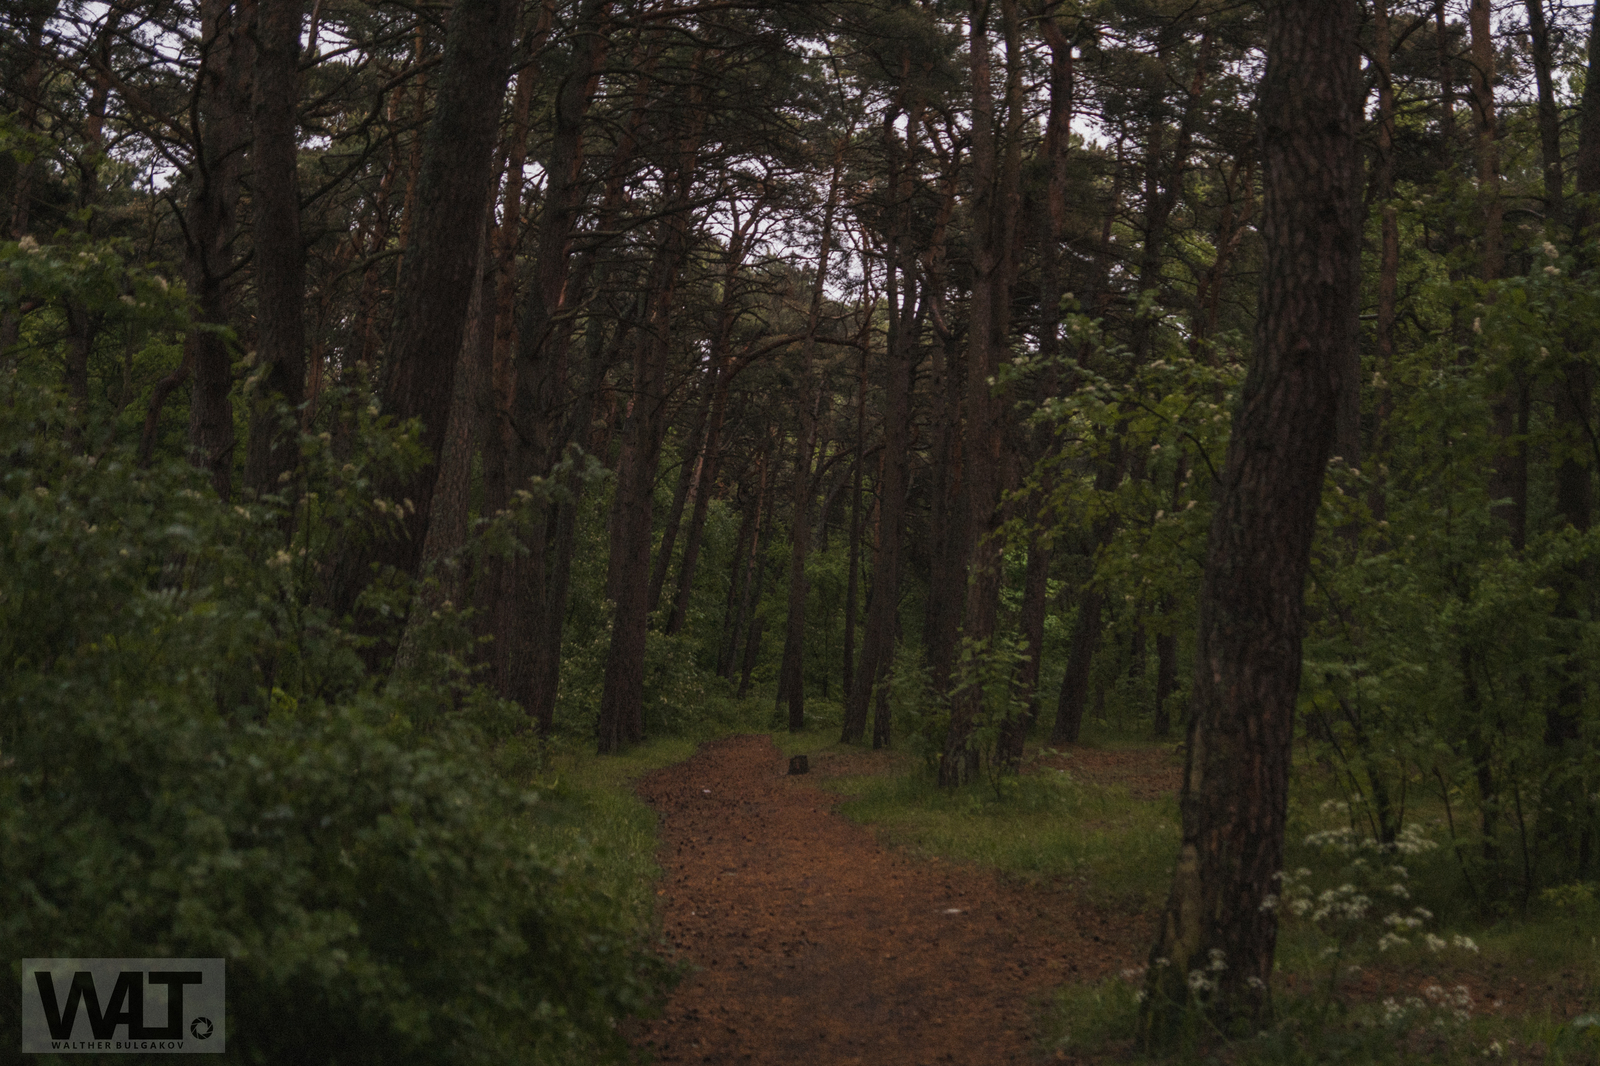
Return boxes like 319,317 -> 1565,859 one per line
0,389 -> 674,1064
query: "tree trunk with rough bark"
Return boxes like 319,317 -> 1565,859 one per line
244,0 -> 307,500
1542,0 -> 1600,873
184,0 -> 255,499
326,0 -> 516,619
1141,0 -> 1359,1039
596,88 -> 704,750
942,0 -> 1023,787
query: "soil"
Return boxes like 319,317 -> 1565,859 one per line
630,735 -> 1598,1064
632,734 -> 1152,1065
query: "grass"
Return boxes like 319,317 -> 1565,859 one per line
515,734 -> 698,931
768,727 -> 1182,907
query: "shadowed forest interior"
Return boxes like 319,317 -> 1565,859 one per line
4,0 -> 1600,1061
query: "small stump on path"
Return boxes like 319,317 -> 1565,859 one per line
788,754 -> 809,775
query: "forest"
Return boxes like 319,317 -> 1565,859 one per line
2,0 -> 1599,1060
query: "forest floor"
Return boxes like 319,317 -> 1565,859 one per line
631,734 -> 1155,1065
627,733 -> 1600,1064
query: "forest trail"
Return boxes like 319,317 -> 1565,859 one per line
632,735 -> 1150,1065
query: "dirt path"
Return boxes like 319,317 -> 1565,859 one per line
632,735 -> 1149,1065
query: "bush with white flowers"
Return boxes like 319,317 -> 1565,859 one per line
1267,808 -> 1479,1024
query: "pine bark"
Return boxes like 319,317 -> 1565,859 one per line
184,0 -> 255,499
942,0 -> 1024,787
1371,0 -> 1398,518
327,0 -> 517,618
1542,0 -> 1600,869
243,0 -> 307,499
843,82 -> 927,746
596,85 -> 704,751
1141,0 -> 1360,1038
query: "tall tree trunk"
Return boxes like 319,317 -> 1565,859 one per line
374,0 -> 516,559
354,119 -> 400,369
1371,0 -> 1399,519
841,344 -> 867,706
596,85 -> 704,750
184,0 -> 255,499
1467,0 -> 1523,551
1052,585 -> 1103,746
499,0 -> 623,729
843,79 -> 927,746
668,364 -> 729,635
597,287 -> 674,753
736,455 -> 779,699
1542,0 -> 1600,873
60,15 -> 122,450
1524,0 -> 1564,228
722,443 -> 772,679
777,143 -> 847,732
776,388 -> 820,728
393,211 -> 496,674
942,0 -> 1024,787
480,19 -> 545,539
920,116 -> 968,698
327,0 -> 517,618
476,34 -> 541,698
1141,0 -> 1359,1037
244,0 -> 307,499
1001,8 -> 1076,768
649,368 -> 715,617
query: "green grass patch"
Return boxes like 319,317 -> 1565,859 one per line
798,745 -> 1181,906
521,735 -> 698,930
1042,974 -> 1145,1058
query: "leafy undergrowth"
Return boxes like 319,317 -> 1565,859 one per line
525,735 -> 701,930
1037,800 -> 1600,1064
1044,971 -> 1600,1066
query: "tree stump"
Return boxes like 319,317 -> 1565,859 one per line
788,754 -> 809,775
